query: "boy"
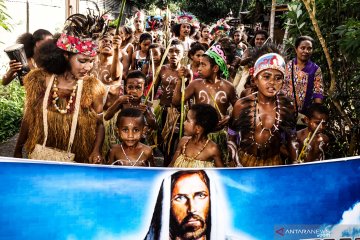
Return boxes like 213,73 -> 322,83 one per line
229,53 -> 297,167
156,39 -> 185,166
172,40 -> 238,127
108,108 -> 154,166
296,103 -> 329,163
103,70 -> 156,158
92,32 -> 123,108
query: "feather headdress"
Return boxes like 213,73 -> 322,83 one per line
56,11 -> 108,57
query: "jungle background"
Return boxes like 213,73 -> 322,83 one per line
0,0 -> 359,158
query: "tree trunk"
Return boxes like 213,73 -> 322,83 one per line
301,0 -> 353,129
269,0 -> 276,40
26,0 -> 29,33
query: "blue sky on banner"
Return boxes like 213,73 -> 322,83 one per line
0,157 -> 359,240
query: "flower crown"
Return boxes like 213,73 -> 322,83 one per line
205,43 -> 229,78
253,53 -> 286,77
56,13 -> 107,57
210,18 -> 230,35
174,13 -> 200,28
134,11 -> 145,21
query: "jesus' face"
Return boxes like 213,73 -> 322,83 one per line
171,173 -> 210,239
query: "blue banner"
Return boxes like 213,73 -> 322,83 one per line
0,156 -> 360,240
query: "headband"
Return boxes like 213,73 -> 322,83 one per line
56,33 -> 98,57
205,43 -> 229,78
253,53 -> 286,77
175,13 -> 200,28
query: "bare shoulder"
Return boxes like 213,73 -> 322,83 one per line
139,143 -> 153,157
207,140 -> 221,155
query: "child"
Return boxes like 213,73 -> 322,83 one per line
104,70 -> 156,131
119,26 -> 135,78
172,39 -> 238,165
296,103 -> 329,163
172,38 -> 238,121
108,108 -> 154,166
169,104 -> 224,167
229,53 -> 297,167
103,70 -> 156,158
157,39 -> 186,166
188,42 -> 207,80
142,43 -> 165,96
131,32 -> 152,71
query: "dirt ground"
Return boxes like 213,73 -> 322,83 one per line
0,133 -> 18,157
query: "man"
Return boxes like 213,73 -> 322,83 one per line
133,11 -> 146,51
144,170 -> 236,240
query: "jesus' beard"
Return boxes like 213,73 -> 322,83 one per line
170,213 -> 209,240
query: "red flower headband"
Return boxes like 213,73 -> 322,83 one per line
56,33 -> 98,57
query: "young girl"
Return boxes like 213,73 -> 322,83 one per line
119,26 -> 135,77
188,42 -> 206,80
131,32 -> 152,71
169,103 -> 224,168
108,108 -> 154,166
142,43 -> 165,96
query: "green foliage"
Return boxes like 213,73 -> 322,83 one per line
178,0 -> 240,24
0,0 -> 12,32
285,0 -> 360,157
0,80 -> 25,143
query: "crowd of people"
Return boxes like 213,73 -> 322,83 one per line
1,9 -> 330,167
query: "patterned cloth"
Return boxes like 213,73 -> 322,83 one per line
282,58 -> 324,113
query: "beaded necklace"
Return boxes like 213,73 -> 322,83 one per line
51,75 -> 79,114
251,93 -> 281,151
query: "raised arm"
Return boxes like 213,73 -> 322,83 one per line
110,35 -> 123,81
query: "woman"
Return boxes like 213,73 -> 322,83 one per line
172,13 -> 199,53
282,35 -> 324,117
14,13 -> 107,163
2,29 -> 53,85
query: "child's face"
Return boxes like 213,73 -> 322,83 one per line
99,36 -> 113,55
140,39 -> 152,53
201,27 -> 210,39
120,27 -> 129,41
198,56 -> 215,79
254,69 -> 283,97
192,50 -> 205,65
167,44 -> 184,65
118,116 -> 144,147
184,110 -> 197,136
126,78 -> 145,99
306,112 -> 328,133
150,48 -> 162,65
180,24 -> 191,37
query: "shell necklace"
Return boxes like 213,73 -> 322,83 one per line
51,75 -> 78,114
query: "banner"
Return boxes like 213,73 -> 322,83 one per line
0,156 -> 360,240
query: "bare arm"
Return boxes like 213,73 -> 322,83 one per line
168,137 -> 187,167
89,94 -> 106,164
2,60 -> 22,86
212,144 -> 224,167
146,148 -> 155,167
111,35 -> 123,81
172,79 -> 196,106
131,51 -> 136,70
104,95 -> 131,121
240,48 -> 252,66
13,117 -> 29,158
